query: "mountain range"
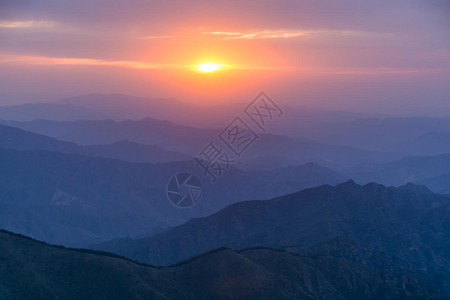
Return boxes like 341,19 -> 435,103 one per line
355,153 -> 450,194
0,124 -> 190,163
0,144 -> 346,247
93,181 -> 450,294
0,94 -> 369,130
1,94 -> 450,298
4,94 -> 450,158
0,118 -> 402,172
0,229 -> 439,299
298,116 -> 450,154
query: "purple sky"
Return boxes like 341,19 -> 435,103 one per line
0,0 -> 449,115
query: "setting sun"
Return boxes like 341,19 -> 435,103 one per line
195,62 -> 223,73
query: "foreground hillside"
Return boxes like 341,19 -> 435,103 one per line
0,230 -> 437,299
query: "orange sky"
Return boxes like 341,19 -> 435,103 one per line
0,0 -> 449,114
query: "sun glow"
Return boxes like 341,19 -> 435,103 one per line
195,62 -> 223,73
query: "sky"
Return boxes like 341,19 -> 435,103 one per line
0,0 -> 449,115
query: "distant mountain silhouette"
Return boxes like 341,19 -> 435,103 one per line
0,94 -> 205,123
93,181 -> 450,294
0,124 -> 190,163
239,134 -> 402,172
80,140 -> 191,163
418,173 -> 450,195
1,118 -> 216,153
0,229 -> 438,299
0,94 -> 371,130
57,93 -> 239,126
299,116 -> 450,154
0,146 -> 346,247
4,96 -> 450,158
356,153 -> 450,193
0,94 -> 241,126
0,102 -> 102,121
1,119 -> 402,171
399,131 -> 450,155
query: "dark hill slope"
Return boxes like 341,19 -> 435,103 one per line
0,230 -> 436,300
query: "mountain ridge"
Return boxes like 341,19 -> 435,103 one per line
0,146 -> 346,247
92,179 -> 450,297
0,228 -> 439,299
0,123 -> 190,163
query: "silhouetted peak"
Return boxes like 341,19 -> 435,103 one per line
398,182 -> 433,194
337,179 -> 359,188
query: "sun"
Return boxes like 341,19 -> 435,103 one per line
195,62 -> 223,73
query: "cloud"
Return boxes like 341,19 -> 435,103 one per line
2,53 -> 447,76
202,29 -> 362,40
0,54 -> 185,69
0,20 -> 57,29
319,67 -> 450,75
0,0 -> 436,33
0,53 -> 293,72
